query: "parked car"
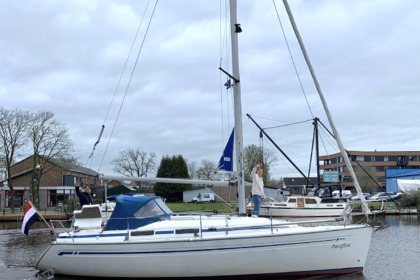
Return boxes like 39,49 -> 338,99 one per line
391,192 -> 403,200
368,192 -> 402,201
332,190 -> 352,199
364,193 -> 374,200
350,193 -> 370,201
191,193 -> 215,203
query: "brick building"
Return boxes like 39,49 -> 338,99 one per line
319,150 -> 420,191
0,155 -> 101,212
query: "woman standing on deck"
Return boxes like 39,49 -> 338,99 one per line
251,163 -> 265,217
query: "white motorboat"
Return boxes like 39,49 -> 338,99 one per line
257,186 -> 349,218
35,0 -> 373,278
259,195 -> 346,218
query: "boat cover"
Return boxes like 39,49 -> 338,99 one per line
105,195 -> 172,230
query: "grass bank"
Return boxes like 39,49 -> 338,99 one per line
166,202 -> 237,214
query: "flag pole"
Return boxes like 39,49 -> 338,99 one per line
26,200 -> 54,232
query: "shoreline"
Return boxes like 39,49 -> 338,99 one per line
0,208 -> 418,222
0,212 -> 70,222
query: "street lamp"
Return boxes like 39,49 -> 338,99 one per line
31,164 -> 42,203
33,164 -> 41,182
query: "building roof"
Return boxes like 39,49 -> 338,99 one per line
283,177 -> 318,186
320,150 -> 420,159
7,155 -> 99,180
47,158 -> 99,176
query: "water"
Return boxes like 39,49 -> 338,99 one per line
0,215 -> 419,280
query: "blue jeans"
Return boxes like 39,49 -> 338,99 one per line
252,195 -> 262,216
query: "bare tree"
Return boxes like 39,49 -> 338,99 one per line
0,108 -> 31,213
27,111 -> 73,207
187,161 -> 197,179
196,160 -> 217,180
243,144 -> 278,183
111,148 -> 157,177
354,165 -> 379,193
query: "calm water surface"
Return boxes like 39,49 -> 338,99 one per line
0,215 -> 419,280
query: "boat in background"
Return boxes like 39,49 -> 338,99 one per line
35,1 -> 373,278
260,193 -> 347,218
247,116 -> 351,218
244,185 -> 349,218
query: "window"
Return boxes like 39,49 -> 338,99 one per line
342,176 -> 352,182
356,156 -> 364,162
135,199 -> 172,218
371,156 -> 376,162
48,189 -> 73,207
63,175 -> 76,186
305,198 -> 317,204
384,156 -> 389,162
5,190 -> 24,208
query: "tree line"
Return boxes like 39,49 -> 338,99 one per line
111,146 -> 279,202
0,108 -> 73,213
0,107 -> 279,210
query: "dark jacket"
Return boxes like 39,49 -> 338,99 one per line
75,186 -> 93,208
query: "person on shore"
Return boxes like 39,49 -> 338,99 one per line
75,181 -> 93,208
251,162 -> 265,217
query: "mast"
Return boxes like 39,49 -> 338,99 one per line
229,0 -> 246,214
314,117 -> 321,187
282,0 -> 370,214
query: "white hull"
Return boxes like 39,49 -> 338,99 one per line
260,205 -> 345,218
254,196 -> 346,218
36,216 -> 373,278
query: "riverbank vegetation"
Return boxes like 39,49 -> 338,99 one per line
397,191 -> 420,210
167,202 -> 236,214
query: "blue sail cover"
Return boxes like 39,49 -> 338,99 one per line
217,128 -> 234,172
105,195 -> 172,230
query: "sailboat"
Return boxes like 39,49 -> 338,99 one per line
248,117 -> 349,219
35,1 -> 373,278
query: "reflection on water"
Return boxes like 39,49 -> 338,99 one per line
364,215 -> 420,280
0,215 -> 419,280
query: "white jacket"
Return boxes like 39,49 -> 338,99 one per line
251,166 -> 265,198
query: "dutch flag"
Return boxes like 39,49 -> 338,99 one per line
21,202 -> 40,236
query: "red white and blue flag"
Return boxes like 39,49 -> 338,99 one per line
21,202 -> 40,236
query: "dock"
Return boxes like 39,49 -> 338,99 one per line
0,211 -> 70,222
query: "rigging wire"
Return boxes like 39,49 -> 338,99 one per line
86,0 -> 156,168
219,0 -> 233,157
272,0 -> 315,118
262,118 -> 313,131
97,0 -> 159,173
87,0 -> 157,169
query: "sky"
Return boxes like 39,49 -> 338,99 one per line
2,0 -> 420,180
